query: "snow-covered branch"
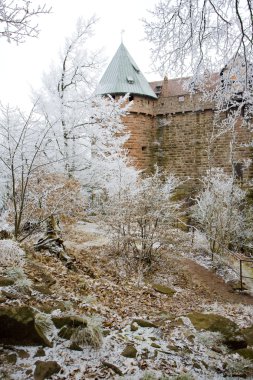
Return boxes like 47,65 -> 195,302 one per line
0,0 -> 51,43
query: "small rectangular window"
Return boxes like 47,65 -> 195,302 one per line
127,76 -> 134,84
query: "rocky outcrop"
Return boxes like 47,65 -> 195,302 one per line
0,306 -> 54,347
52,314 -> 87,329
188,312 -> 247,350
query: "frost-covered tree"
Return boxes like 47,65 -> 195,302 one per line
35,17 -> 138,197
0,103 -> 52,237
100,170 -> 180,273
144,0 -> 253,117
0,103 -> 84,240
192,168 -> 246,255
0,0 -> 51,43
144,0 -> 253,172
35,16 -> 101,175
144,0 -> 253,81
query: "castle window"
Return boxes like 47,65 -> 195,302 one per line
234,162 -> 243,182
142,146 -> 147,151
155,85 -> 162,97
132,64 -> 140,73
127,76 -> 134,84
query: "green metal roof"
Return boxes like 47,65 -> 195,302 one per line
95,43 -> 157,99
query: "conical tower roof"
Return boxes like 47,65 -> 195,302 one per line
95,43 -> 157,99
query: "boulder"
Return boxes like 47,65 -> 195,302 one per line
34,360 -> 61,380
102,361 -> 123,376
188,312 -> 247,350
152,283 -> 175,296
236,348 -> 253,361
34,313 -> 54,348
224,333 -> 248,350
0,306 -> 53,346
16,349 -> 30,359
241,324 -> 253,346
52,314 -> 87,329
0,276 -> 15,287
1,289 -> 17,300
34,348 -> 46,358
133,319 -> 158,328
130,321 -> 139,331
6,353 -> 17,364
33,285 -> 52,295
121,344 -> 137,358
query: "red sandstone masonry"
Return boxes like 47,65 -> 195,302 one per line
119,92 -> 253,181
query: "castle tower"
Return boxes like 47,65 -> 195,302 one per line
95,43 -> 157,170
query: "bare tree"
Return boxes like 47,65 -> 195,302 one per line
0,102 -> 77,240
55,16 -> 102,175
36,17 -> 137,197
144,0 -> 253,174
0,0 -> 51,43
100,170 -> 180,275
143,0 -> 253,80
192,168 -> 246,255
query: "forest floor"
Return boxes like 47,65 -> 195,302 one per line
1,221 -> 253,379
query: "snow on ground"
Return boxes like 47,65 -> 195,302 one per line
1,222 -> 253,379
2,315 -> 252,380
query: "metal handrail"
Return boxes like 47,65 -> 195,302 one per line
239,258 -> 253,291
175,219 -> 253,291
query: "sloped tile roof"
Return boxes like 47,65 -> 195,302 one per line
150,73 -> 220,97
95,43 -> 157,99
150,78 -> 191,96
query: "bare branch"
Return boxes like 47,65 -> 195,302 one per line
0,0 -> 51,43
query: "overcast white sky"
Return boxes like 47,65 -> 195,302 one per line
0,0 -> 161,108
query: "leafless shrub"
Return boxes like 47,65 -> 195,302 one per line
70,317 -> 103,349
192,168 -> 246,254
100,170 -> 180,273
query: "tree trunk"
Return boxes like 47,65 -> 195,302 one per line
34,215 -> 76,270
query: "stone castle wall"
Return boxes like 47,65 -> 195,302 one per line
123,96 -> 155,170
152,110 -> 253,181
124,92 -> 253,183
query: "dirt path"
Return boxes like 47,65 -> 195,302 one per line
179,257 -> 253,305
63,221 -> 253,320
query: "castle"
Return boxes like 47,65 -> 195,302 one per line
95,43 -> 253,185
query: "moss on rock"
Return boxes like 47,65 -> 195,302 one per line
187,312 -> 238,334
187,312 -> 247,350
241,324 -> 253,346
0,306 -> 53,346
121,344 -> 137,358
52,315 -> 87,329
152,284 -> 175,296
133,319 -> 158,328
236,348 -> 253,361
0,276 -> 15,286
